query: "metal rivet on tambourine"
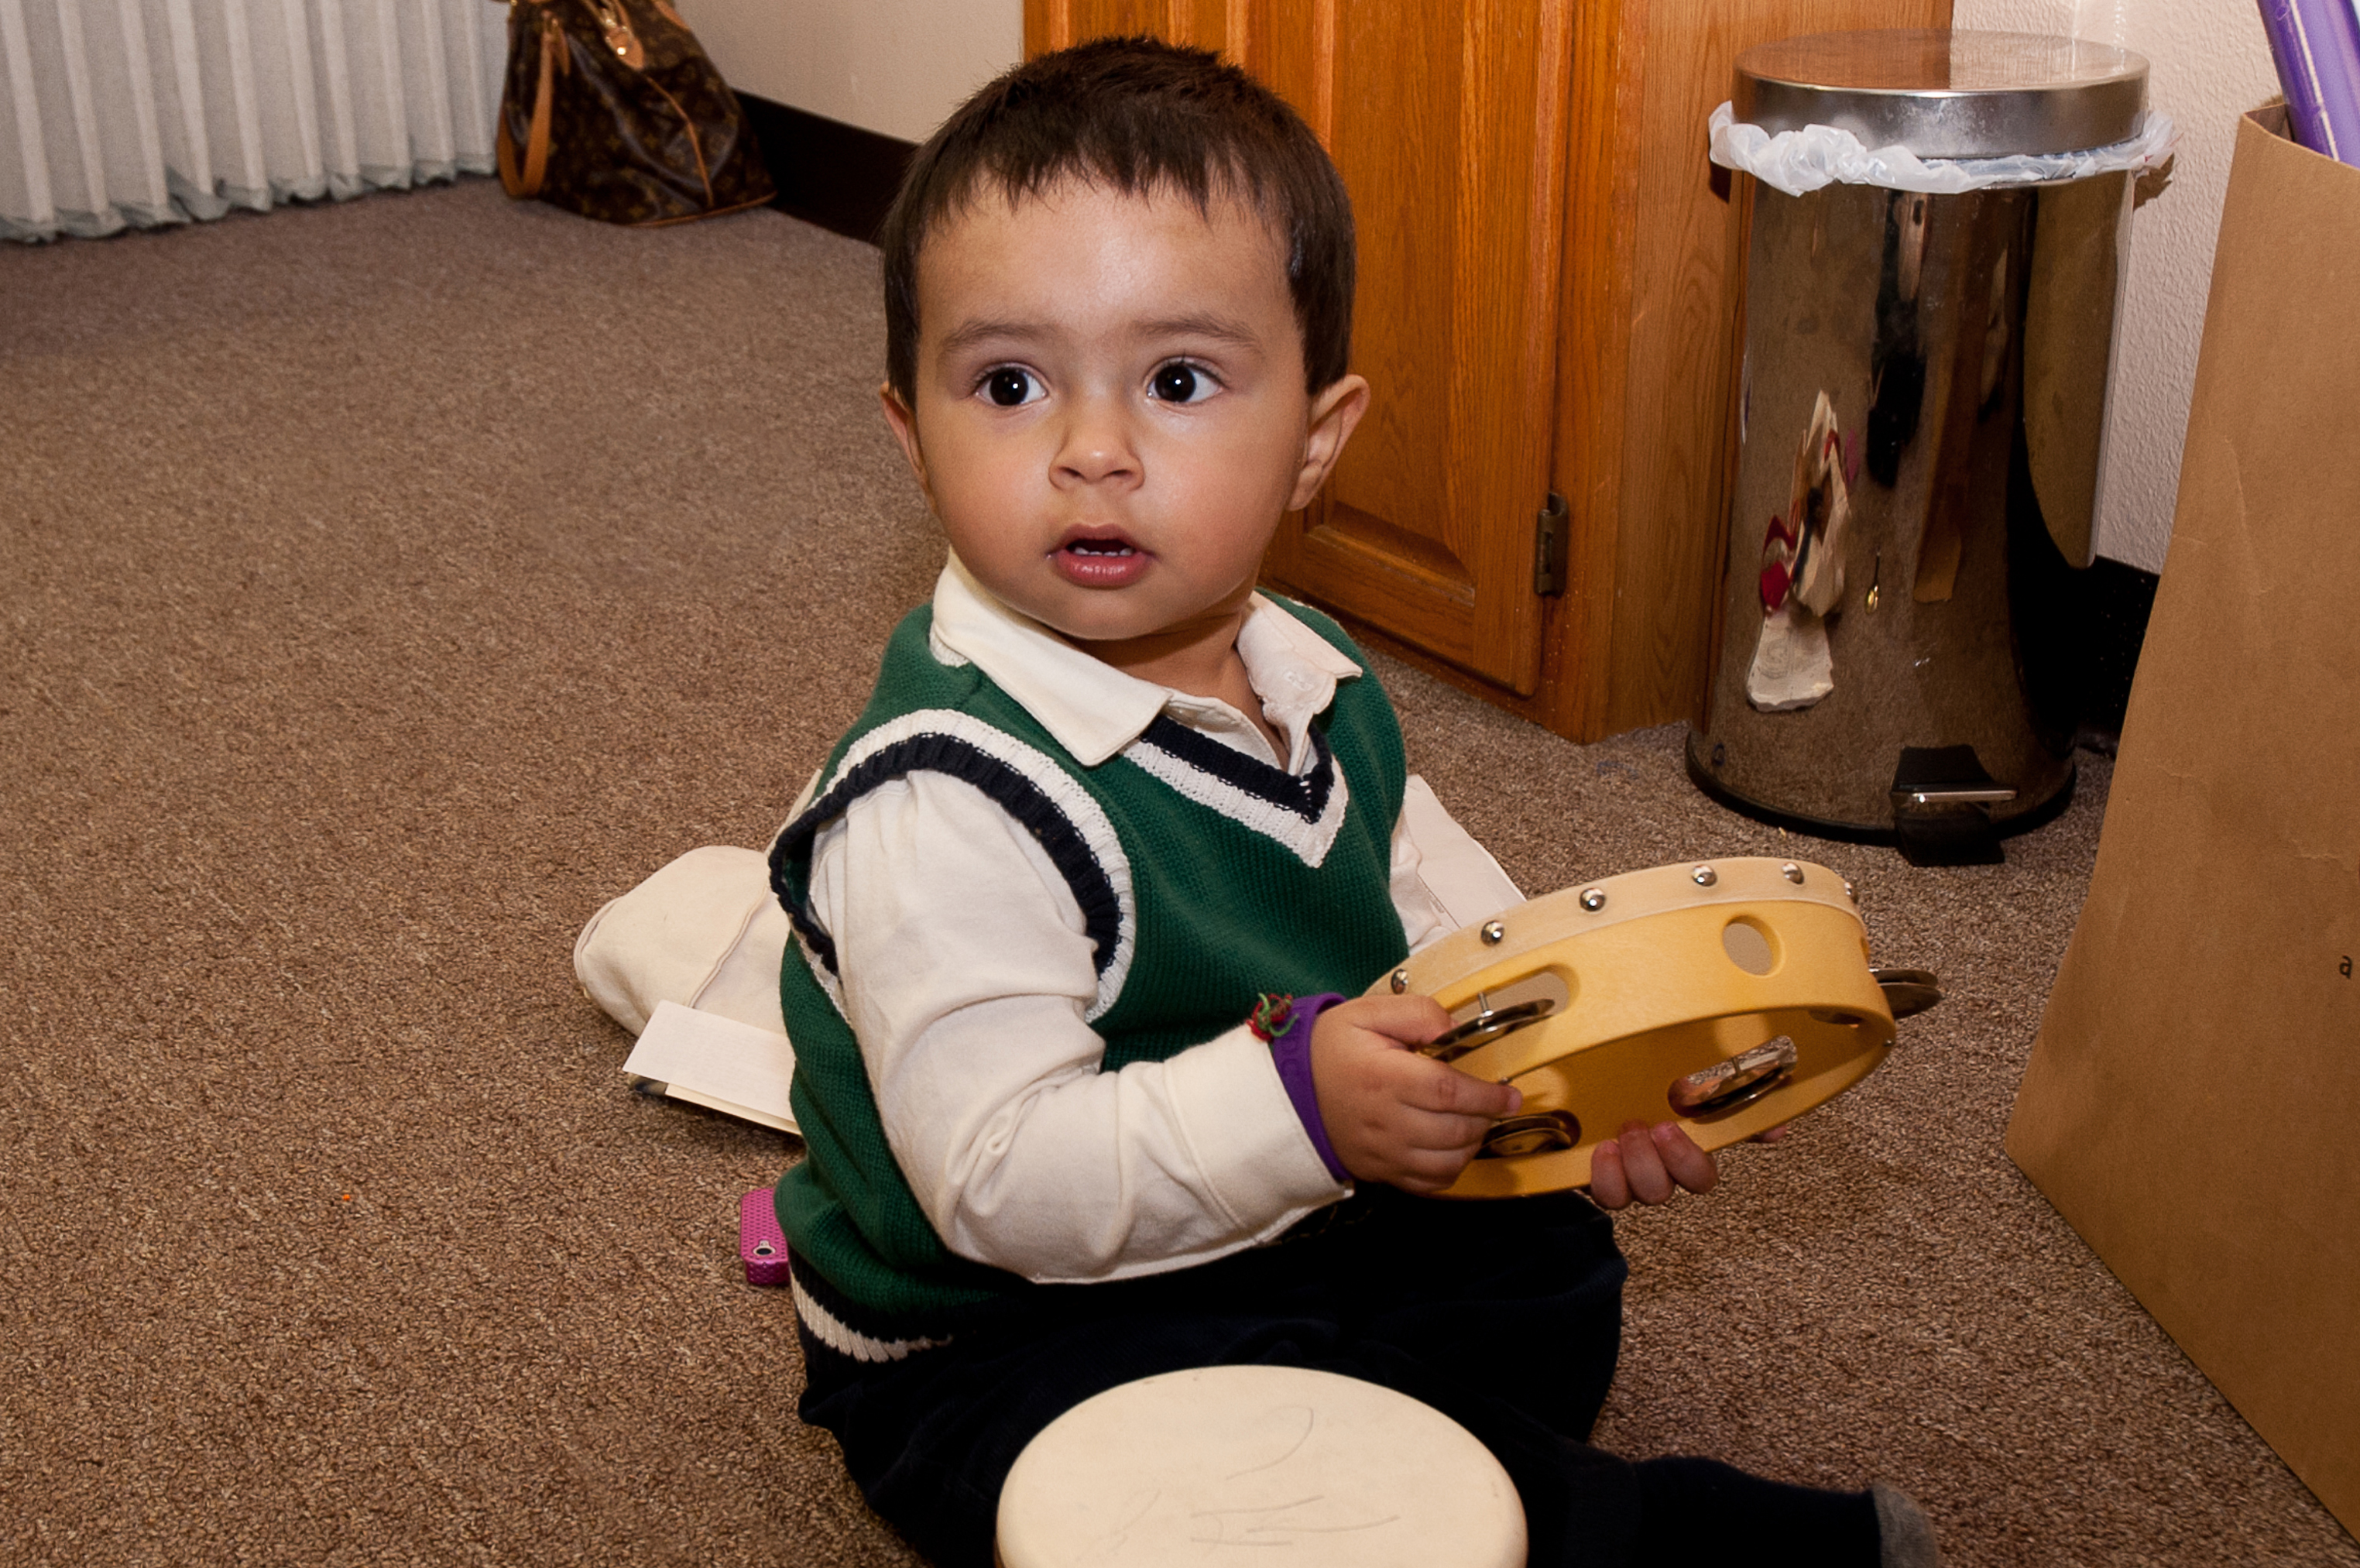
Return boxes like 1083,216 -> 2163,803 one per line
1692,865 -> 1717,887
1782,863 -> 1804,884
1480,921 -> 1506,945
1580,888 -> 1606,911
1390,968 -> 1410,993
1844,878 -> 1857,902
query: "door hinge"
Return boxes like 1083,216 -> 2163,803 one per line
1533,492 -> 1569,597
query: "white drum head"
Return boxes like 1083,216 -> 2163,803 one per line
994,1364 -> 1525,1568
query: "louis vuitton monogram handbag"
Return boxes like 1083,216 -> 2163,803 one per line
495,0 -> 774,226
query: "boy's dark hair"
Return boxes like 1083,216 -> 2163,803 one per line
880,37 -> 1356,403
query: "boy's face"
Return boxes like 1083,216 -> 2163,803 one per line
881,179 -> 1366,660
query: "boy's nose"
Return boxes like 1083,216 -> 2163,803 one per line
1051,396 -> 1141,488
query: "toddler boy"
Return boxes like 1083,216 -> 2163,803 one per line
767,36 -> 1933,1568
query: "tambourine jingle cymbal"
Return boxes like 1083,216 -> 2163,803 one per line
1368,857 -> 1934,1199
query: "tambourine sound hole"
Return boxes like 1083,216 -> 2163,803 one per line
1418,998 -> 1556,1064
1668,1038 -> 1799,1120
1479,1110 -> 1582,1159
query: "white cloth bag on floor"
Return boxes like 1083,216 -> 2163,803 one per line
573,843 -> 791,1038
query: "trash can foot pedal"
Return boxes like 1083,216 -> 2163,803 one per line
1891,745 -> 2013,866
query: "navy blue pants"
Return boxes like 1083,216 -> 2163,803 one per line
795,1189 -> 1880,1567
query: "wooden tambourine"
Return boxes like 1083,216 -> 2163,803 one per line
1369,857 -> 1940,1199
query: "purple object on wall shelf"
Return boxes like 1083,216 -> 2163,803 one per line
2259,0 -> 2360,165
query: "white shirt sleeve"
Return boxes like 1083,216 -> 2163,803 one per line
1392,774 -> 1527,942
807,771 -> 1348,1285
806,767 -> 1514,1284
1389,809 -> 1461,955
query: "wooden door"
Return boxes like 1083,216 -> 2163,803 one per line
1027,0 -> 1572,696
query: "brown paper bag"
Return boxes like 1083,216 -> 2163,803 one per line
2007,106 -> 2360,1532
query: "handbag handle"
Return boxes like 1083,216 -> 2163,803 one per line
496,14 -> 561,199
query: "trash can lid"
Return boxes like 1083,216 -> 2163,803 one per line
1734,29 -> 2147,159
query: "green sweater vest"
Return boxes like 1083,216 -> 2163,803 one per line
770,597 -> 1408,1352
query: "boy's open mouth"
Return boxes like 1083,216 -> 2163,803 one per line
1054,530 -> 1151,587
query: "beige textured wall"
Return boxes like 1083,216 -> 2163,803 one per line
679,0 -> 1022,146
1954,0 -> 2281,571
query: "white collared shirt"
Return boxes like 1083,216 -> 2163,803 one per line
800,558 -> 1474,1283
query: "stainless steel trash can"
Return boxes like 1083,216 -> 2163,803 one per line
1688,30 -> 2150,860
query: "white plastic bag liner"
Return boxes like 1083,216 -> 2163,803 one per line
1709,101 -> 2178,197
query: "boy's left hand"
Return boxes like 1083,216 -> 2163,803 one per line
1586,1120 -> 1720,1209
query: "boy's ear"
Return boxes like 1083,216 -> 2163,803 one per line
878,383 -> 937,512
1287,372 -> 1371,513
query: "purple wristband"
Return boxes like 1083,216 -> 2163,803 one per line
1265,991 -> 1350,1182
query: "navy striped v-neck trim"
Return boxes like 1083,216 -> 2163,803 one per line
1134,715 -> 1335,822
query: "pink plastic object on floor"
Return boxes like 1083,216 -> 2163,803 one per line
739,1189 -> 791,1287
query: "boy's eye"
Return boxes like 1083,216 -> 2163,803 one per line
983,368 -> 1039,407
1148,362 -> 1216,404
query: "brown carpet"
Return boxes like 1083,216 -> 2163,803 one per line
2,177 -> 2351,1568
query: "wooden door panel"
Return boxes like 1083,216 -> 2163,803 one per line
1263,0 -> 1569,694
1309,0 -> 1465,592
1030,0 -> 1569,695
1031,0 -> 1240,57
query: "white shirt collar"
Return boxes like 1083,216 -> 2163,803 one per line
926,553 -> 1364,770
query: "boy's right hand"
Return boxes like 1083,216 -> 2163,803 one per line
1309,995 -> 1523,1193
